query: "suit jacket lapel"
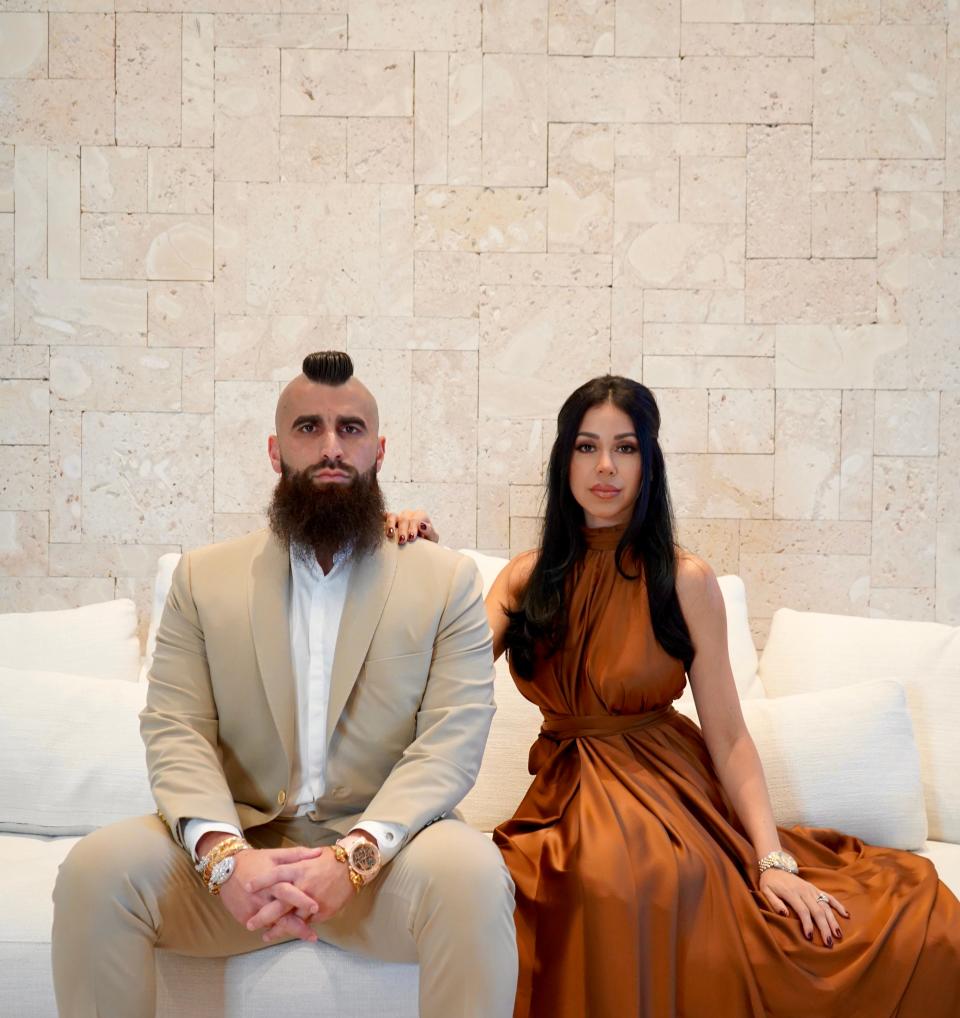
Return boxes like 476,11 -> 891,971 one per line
249,533 -> 297,767
326,540 -> 398,746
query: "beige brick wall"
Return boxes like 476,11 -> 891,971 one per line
1,0 -> 958,645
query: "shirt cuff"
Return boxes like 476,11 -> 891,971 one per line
352,820 -> 407,864
182,818 -> 243,862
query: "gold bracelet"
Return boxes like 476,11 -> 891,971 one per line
333,843 -> 365,894
195,836 -> 251,886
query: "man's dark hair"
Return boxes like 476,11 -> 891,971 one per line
302,350 -> 354,385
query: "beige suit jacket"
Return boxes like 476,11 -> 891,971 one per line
141,530 -> 496,850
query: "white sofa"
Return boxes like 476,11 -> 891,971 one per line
2,549 -> 958,1018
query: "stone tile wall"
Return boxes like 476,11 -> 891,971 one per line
1,0 -> 958,645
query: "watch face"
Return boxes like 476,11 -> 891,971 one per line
349,841 -> 380,874
773,852 -> 798,874
210,855 -> 236,886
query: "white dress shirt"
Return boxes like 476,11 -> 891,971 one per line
184,546 -> 407,862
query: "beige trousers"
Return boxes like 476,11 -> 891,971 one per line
51,814 -> 518,1018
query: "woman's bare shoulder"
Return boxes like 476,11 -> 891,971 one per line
491,548 -> 539,608
674,549 -> 721,614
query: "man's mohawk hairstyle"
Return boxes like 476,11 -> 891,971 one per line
302,350 -> 354,386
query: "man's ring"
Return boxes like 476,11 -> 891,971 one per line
816,894 -> 830,905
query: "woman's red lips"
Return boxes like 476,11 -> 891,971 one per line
590,485 -> 620,494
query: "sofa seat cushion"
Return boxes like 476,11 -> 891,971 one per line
918,840 -> 960,900
0,833 -> 418,1018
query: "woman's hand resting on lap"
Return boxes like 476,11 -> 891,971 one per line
759,869 -> 849,947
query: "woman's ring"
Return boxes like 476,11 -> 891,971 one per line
815,894 -> 830,905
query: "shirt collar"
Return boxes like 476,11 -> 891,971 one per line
289,543 -> 353,582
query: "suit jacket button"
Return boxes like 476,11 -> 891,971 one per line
277,789 -> 286,806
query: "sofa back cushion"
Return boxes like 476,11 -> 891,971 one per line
0,599 -> 140,683
0,666 -> 154,835
758,609 -> 960,843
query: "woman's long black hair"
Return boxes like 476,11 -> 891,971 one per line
504,375 -> 694,678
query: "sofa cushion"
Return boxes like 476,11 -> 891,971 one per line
758,609 -> 960,844
0,666 -> 154,836
0,598 -> 140,683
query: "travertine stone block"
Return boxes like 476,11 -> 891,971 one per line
667,452 -> 774,518
480,252 -> 611,286
510,484 -> 547,516
14,146 -> 46,279
16,279 -> 147,346
872,456 -> 937,588
951,59 -> 960,187
681,57 -> 813,123
182,13 -> 214,148
548,123 -> 614,252
346,347 -> 412,482
509,515 -> 542,557
349,0 -> 480,50
817,0 -> 949,21
656,388 -> 708,452
937,392 -> 960,623
814,25 -> 946,158
212,181 -> 250,314
448,49 -> 483,185
477,483 -> 510,549
381,481 -> 477,548
214,513 -> 266,543
0,380 -> 48,445
812,191 -> 877,258
49,542 -> 179,579
775,324 -> 907,388
746,259 -> 876,324
774,389 -> 841,519
0,146 -> 12,212
80,213 -> 214,281
549,0 -> 615,55
182,348 -> 214,413
47,146 -> 81,280
645,324 -> 772,356
740,552 -> 870,618
0,511 -> 48,577
874,390 -> 940,456
51,347 -> 182,411
812,158 -> 945,192
644,355 -> 773,389
643,289 -> 744,323
610,287 -> 644,375
280,117 -> 346,182
477,417 -> 543,484
347,118 -> 414,183
708,389 -> 775,453
148,148 -> 214,214
84,411 -> 213,545
479,284 -> 610,418
414,52 -> 448,185
213,380 -> 278,515
214,13 -> 346,47
0,12 -> 46,77
674,518 -> 740,576
944,191 -> 960,257
682,22 -> 812,56
49,13 -> 114,79
0,215 -> 10,342
0,79 -> 114,146
281,49 -> 413,117
116,14 -> 181,147
415,186 -> 547,252
681,0 -> 814,20
549,56 -> 679,123
616,122 -> 746,158
215,314 -> 345,379
0,579 -> 115,614
81,147 -> 148,213
840,389 -> 874,520
869,588 -> 936,623
411,350 -> 477,483
616,0 -> 680,57
347,316 -> 478,350
618,222 -> 746,289
740,519 -> 871,555
746,125 -> 810,258
898,253 -> 960,388
0,346 -> 48,379
483,0 -> 548,53
215,47 -> 280,183
680,156 -> 745,224
614,152 -> 679,226
414,252 -> 480,318
0,447 -> 48,510
375,183 -> 415,317
482,54 -> 548,186
243,183 -> 379,312
876,192 -> 943,325
148,283 -> 215,347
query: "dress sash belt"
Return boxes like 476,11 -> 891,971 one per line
540,703 -> 676,742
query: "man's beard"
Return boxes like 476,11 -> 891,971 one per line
267,458 -> 385,563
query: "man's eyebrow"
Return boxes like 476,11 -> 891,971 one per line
291,414 -> 321,429
290,414 -> 369,430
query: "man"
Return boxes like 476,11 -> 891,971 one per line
51,350 -> 518,1018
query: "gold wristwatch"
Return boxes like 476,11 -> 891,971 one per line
758,850 -> 799,876
334,834 -> 382,893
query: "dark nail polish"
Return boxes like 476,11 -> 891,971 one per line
419,522 -> 428,530
780,909 -> 788,917
398,535 -> 405,544
826,937 -> 833,947
806,932 -> 812,941
387,528 -> 394,537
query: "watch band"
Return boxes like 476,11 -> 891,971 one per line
195,835 -> 252,894
333,844 -> 366,894
758,850 -> 799,876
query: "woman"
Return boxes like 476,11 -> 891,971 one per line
390,375 -> 960,1018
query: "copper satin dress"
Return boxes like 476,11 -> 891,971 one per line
493,524 -> 960,1018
